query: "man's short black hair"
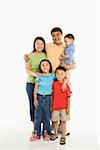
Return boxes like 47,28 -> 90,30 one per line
51,27 -> 63,35
64,33 -> 74,40
55,66 -> 66,73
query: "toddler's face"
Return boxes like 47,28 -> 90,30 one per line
56,70 -> 66,82
64,37 -> 73,46
40,61 -> 50,73
35,40 -> 44,52
52,31 -> 62,45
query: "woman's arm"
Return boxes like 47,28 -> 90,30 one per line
34,83 -> 38,108
25,62 -> 37,77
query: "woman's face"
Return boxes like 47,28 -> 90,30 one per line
35,40 -> 44,52
40,61 -> 50,73
52,31 -> 62,45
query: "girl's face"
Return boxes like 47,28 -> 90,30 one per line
40,61 -> 50,73
52,31 -> 62,45
56,70 -> 66,82
35,40 -> 44,52
64,37 -> 73,46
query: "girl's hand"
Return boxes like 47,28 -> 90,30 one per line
34,99 -> 38,108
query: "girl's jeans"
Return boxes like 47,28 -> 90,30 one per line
34,94 -> 51,136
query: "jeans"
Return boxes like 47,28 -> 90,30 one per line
34,94 -> 51,136
26,83 -> 35,122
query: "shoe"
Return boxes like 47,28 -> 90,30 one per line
59,137 -> 66,145
43,130 -> 50,141
30,132 -> 40,141
65,132 -> 70,136
50,134 -> 58,141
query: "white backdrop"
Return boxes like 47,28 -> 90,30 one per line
0,0 -> 99,149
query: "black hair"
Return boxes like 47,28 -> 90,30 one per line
39,59 -> 52,73
64,34 -> 74,40
33,37 -> 46,54
55,66 -> 66,73
51,27 -> 63,35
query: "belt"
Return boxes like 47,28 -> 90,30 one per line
37,93 -> 51,97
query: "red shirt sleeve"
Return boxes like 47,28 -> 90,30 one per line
66,84 -> 71,98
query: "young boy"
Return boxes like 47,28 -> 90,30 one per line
50,66 -> 71,145
59,33 -> 75,70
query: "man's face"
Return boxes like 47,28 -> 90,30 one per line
51,31 -> 62,45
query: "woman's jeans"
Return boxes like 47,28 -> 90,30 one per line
34,94 -> 51,136
26,83 -> 35,122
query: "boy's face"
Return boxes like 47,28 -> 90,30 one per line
64,37 -> 74,46
51,31 -> 62,45
56,69 -> 66,82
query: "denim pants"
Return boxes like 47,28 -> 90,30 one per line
34,94 -> 51,136
26,83 -> 35,122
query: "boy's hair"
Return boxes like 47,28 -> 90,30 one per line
39,59 -> 52,73
33,36 -> 46,54
64,33 -> 75,40
51,27 -> 63,35
55,66 -> 66,73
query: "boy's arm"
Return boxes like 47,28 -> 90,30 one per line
66,98 -> 70,115
66,84 -> 71,115
64,46 -> 74,59
34,83 -> 38,108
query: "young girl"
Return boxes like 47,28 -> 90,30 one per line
50,66 -> 71,145
25,37 -> 47,141
33,59 -> 55,141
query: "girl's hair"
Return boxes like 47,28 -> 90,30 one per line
33,37 -> 46,54
39,59 -> 52,73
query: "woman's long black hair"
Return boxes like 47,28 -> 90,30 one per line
33,36 -> 46,54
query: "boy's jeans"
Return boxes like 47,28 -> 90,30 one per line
34,94 -> 51,136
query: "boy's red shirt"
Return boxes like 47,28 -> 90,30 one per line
52,81 -> 71,111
